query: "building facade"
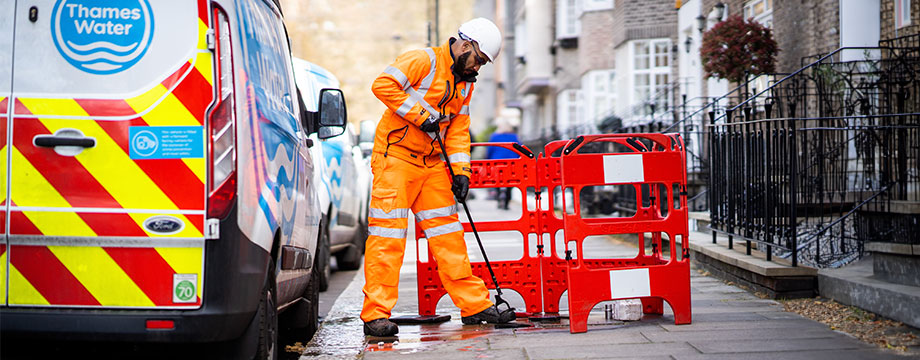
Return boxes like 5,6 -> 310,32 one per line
489,0 -> 678,151
478,0 -> 918,150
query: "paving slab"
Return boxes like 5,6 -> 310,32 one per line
691,306 -> 788,314
487,329 -> 652,349
677,312 -> 770,323
641,327 -> 844,343
524,342 -> 701,359
658,318 -> 827,332
688,337 -> 871,353
673,349 -> 910,360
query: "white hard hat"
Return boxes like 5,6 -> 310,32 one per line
458,18 -> 502,62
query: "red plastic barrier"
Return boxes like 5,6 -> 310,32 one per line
411,135 -> 692,333
415,142 -> 545,315
558,133 -> 691,333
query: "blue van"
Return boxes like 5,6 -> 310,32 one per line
0,0 -> 342,358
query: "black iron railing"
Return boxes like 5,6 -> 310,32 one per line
594,75 -> 783,214
708,38 -> 920,268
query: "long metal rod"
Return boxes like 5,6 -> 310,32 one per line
432,131 -> 507,303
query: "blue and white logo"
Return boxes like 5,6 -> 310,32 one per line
51,0 -> 155,75
132,130 -> 158,157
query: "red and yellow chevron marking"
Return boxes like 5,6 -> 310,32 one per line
7,244 -> 203,308
197,0 -> 210,49
9,112 -> 205,237
9,43 -> 213,237
1,244 -> 6,306
1,96 -> 8,218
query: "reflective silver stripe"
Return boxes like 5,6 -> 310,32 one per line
414,204 -> 457,222
395,49 -> 438,118
369,207 -> 410,219
383,66 -> 410,90
396,48 -> 441,122
459,105 -> 469,115
9,235 -> 203,248
395,99 -> 416,117
417,48 -> 438,96
427,128 -> 446,140
407,87 -> 440,118
448,153 -> 471,164
423,221 -> 464,238
368,226 -> 407,239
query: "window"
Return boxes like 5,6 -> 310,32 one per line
583,0 -> 613,12
557,0 -> 581,39
632,39 -> 671,113
581,69 -> 616,124
743,0 -> 773,27
557,89 -> 583,138
896,0 -> 912,28
514,18 -> 527,58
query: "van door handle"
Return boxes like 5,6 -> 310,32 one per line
33,135 -> 96,148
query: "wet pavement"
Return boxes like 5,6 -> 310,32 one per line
299,192 -> 911,359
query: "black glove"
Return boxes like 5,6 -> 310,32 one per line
452,175 -> 470,201
419,114 -> 441,132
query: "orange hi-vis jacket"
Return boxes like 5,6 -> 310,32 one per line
371,39 -> 473,177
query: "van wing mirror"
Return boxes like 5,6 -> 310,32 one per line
317,88 -> 346,139
358,119 -> 376,157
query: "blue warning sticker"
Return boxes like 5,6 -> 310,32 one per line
129,126 -> 204,159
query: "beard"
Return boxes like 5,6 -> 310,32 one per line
452,51 -> 479,83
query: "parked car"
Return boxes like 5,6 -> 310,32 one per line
0,1 -> 343,358
293,58 -> 370,290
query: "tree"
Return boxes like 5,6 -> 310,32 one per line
700,15 -> 778,83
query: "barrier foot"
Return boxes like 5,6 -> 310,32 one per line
389,314 -> 451,324
529,312 -> 562,322
568,310 -> 589,333
567,298 -> 594,333
670,298 -> 692,325
641,297 -> 664,315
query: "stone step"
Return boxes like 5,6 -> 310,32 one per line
686,231 -> 818,299
818,256 -> 920,329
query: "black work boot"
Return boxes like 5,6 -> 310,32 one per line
461,305 -> 516,325
363,318 -> 399,337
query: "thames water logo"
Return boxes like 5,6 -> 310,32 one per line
51,0 -> 154,75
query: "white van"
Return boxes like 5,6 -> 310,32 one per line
0,1 -> 343,358
293,58 -> 370,289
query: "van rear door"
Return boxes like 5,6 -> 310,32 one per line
5,0 -> 213,309
0,1 -> 13,307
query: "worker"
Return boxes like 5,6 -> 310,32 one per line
362,18 -> 513,337
486,118 -> 520,210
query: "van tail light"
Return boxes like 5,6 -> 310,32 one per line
207,7 -> 236,219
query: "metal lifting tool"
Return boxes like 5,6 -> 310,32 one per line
431,127 -> 516,319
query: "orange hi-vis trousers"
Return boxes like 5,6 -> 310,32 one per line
361,153 -> 493,322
